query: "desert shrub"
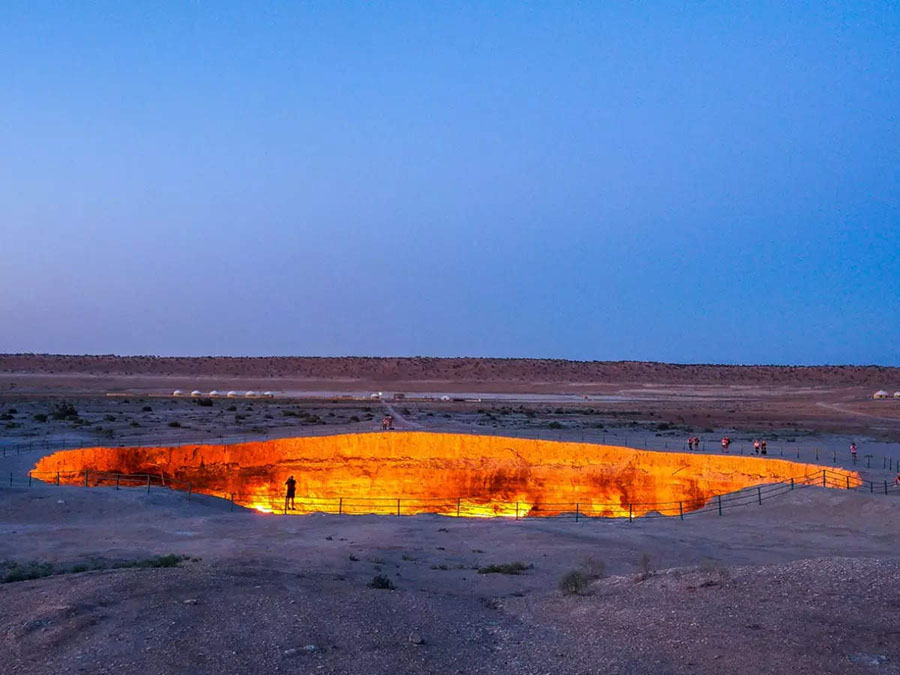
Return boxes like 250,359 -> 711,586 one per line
51,402 -> 78,421
226,405 -> 237,412
547,421 -> 563,430
32,413 -> 48,422
104,414 -> 116,422
1,561 -> 56,583
368,574 -> 395,590
478,562 -> 530,575
559,557 -> 606,595
6,408 -> 17,415
350,415 -> 360,422
168,421 -> 181,428
0,414 -> 13,421
559,569 -> 590,595
194,398 -> 213,407
635,553 -> 654,582
142,406 -> 152,412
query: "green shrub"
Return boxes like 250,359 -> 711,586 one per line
559,569 -> 590,595
478,562 -> 530,575
368,574 -> 395,590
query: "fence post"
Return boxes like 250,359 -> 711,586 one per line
757,487 -> 762,505
845,476 -> 850,489
628,504 -> 632,523
396,499 -> 401,517
575,503 -> 580,523
867,456 -> 871,468
869,481 -> 873,493
815,448 -> 819,461
679,501 -> 683,520
717,495 -> 722,516
885,481 -> 889,495
822,470 -> 826,488
456,498 -> 461,518
790,477 -> 794,490
84,470 -> 89,488
28,472 -> 32,487
56,471 -> 60,486
115,474 -> 120,490
832,450 -> 836,463
146,475 -> 151,493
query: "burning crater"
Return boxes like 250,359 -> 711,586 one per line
32,432 -> 859,518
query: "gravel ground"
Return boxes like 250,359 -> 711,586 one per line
1,484 -> 899,674
2,557 -> 899,674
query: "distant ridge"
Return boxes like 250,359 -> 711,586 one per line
1,354 -> 898,387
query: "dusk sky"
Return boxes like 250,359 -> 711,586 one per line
1,2 -> 898,365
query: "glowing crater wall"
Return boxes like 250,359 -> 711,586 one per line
32,432 -> 860,517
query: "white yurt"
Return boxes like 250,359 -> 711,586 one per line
874,390 -> 890,399
261,391 -> 274,398
190,390 -> 203,397
172,389 -> 185,397
209,390 -> 223,397
894,391 -> 900,399
226,391 -> 239,398
245,391 -> 258,398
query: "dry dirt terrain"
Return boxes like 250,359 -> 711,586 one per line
2,356 -> 900,674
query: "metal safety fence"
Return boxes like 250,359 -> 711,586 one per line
3,466 -> 897,521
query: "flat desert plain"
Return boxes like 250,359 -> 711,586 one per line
1,355 -> 900,675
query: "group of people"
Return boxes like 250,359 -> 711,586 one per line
381,414 -> 395,430
721,436 -> 732,451
686,436 -> 701,450
752,439 -> 768,455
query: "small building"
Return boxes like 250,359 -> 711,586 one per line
874,390 -> 890,399
190,390 -> 203,397
172,389 -> 185,397
393,392 -> 406,400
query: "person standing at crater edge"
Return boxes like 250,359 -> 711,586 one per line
284,475 -> 297,512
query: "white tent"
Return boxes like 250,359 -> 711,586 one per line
245,391 -> 258,398
226,391 -> 240,398
874,390 -> 890,399
190,390 -> 203,397
209,390 -> 224,397
172,389 -> 185,397
894,392 -> 900,399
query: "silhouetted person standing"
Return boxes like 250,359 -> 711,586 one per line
284,475 -> 297,512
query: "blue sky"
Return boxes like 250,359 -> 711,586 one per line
1,2 -> 898,364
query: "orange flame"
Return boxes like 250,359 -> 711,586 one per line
32,432 -> 861,517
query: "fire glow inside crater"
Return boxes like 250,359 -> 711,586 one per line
33,432 -> 859,517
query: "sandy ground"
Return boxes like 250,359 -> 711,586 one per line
2,358 -> 900,673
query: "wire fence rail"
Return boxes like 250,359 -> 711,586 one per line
4,467 -> 898,521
